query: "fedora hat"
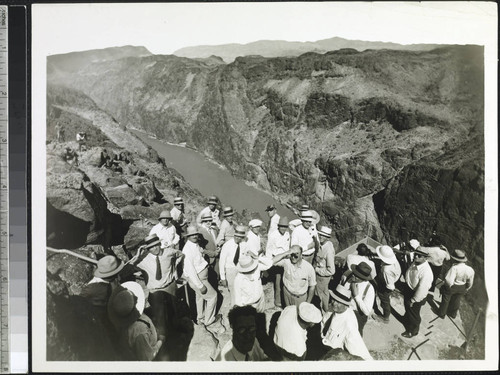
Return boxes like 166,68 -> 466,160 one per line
450,249 -> 468,263
317,226 -> 332,238
223,206 -> 234,217
108,282 -> 145,329
351,261 -> 373,281
265,204 -> 276,212
144,234 -> 161,249
278,216 -> 289,227
376,245 -> 397,264
298,302 -> 322,324
173,197 -> 184,205
236,255 -> 259,273
207,196 -> 218,205
94,255 -> 124,278
249,219 -> 263,228
329,284 -> 352,306
185,225 -> 199,237
299,204 -> 310,211
300,210 -> 314,222
234,225 -> 247,238
201,212 -> 212,222
159,210 -> 172,220
413,247 -> 430,257
409,239 -> 421,250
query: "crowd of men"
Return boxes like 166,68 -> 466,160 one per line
78,195 -> 475,361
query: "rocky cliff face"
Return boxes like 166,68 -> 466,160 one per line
47,45 -> 484,271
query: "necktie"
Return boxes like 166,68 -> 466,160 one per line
322,313 -> 334,336
233,244 -> 240,265
244,353 -> 250,361
155,255 -> 162,280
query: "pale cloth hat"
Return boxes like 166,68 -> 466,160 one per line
317,226 -> 332,238
94,255 -> 124,278
236,255 -> 259,273
409,239 -> 421,250
159,210 -> 172,219
185,225 -> 199,237
298,302 -> 322,324
376,245 -> 397,264
249,219 -> 263,228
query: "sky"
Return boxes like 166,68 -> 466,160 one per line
32,2 -> 497,56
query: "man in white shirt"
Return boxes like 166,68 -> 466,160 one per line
265,205 -> 280,235
170,197 -> 185,222
182,226 -> 218,326
233,253 -> 273,312
216,305 -> 267,361
265,216 -> 290,307
321,284 -> 373,360
219,225 -> 247,306
438,249 -> 475,319
216,206 -> 236,247
273,302 -> 322,360
290,210 -> 316,264
246,219 -> 263,256
198,213 -> 219,279
402,247 -> 433,338
313,226 -> 336,311
149,210 -> 180,249
196,195 -> 221,228
374,245 -> 401,322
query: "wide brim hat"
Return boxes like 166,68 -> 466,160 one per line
249,219 -> 263,228
185,225 -> 199,237
159,210 -> 172,220
351,261 -> 373,281
208,196 -> 218,205
107,282 -> 145,329
450,249 -> 468,262
144,234 -> 161,249
94,255 -> 125,278
298,302 -> 322,324
317,226 -> 332,238
329,284 -> 352,306
278,216 -> 289,227
236,255 -> 259,273
201,213 -> 212,222
413,247 -> 430,257
234,225 -> 247,238
376,245 -> 397,264
223,207 -> 234,217
300,210 -> 314,222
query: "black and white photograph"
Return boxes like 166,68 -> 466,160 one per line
31,2 -> 497,372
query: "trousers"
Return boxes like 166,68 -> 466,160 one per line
438,284 -> 467,318
377,286 -> 393,319
403,285 -> 426,334
187,267 -> 217,325
283,286 -> 307,307
148,284 -> 176,337
315,274 -> 331,311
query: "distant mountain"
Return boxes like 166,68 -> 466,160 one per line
174,36 -> 447,62
47,45 -> 152,74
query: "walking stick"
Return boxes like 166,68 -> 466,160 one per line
47,246 -> 98,264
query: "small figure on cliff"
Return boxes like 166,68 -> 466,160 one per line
55,121 -> 64,142
265,205 -> 280,235
63,146 -> 79,166
265,216 -> 290,308
401,246 -> 433,338
76,131 -> 87,151
196,195 -> 221,228
219,225 -> 247,306
313,226 -> 336,312
182,226 -> 219,326
216,206 -> 236,248
215,305 -> 267,361
290,211 -> 316,264
246,219 -> 263,256
437,249 -> 474,319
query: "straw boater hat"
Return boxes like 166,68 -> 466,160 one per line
265,204 -> 276,212
174,197 -> 184,205
278,216 -> 289,227
236,255 -> 259,273
300,210 -> 314,222
376,245 -> 397,265
223,206 -> 234,217
234,225 -> 247,238
450,249 -> 468,263
317,226 -> 332,238
351,261 -> 373,281
107,281 -> 145,329
208,196 -> 218,205
249,219 -> 263,228
299,204 -> 310,212
298,302 -> 322,324
409,239 -> 421,250
201,212 -> 212,222
94,255 -> 124,278
159,210 -> 172,220
329,284 -> 352,306
185,225 -> 199,237
144,234 -> 161,249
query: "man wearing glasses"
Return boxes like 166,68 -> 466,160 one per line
401,246 -> 433,338
273,245 -> 317,307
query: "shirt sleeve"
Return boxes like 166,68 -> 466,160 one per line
216,222 -> 227,246
354,284 -> 375,316
308,265 -> 317,287
444,265 -> 457,287
183,252 -> 204,290
466,268 -> 475,289
219,244 -> 228,280
265,233 -> 276,258
134,334 -> 161,361
316,244 -> 336,277
171,230 -> 180,246
412,266 -> 433,303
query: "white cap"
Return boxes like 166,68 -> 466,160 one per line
249,219 -> 263,228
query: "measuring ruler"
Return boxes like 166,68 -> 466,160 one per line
0,5 -> 8,374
